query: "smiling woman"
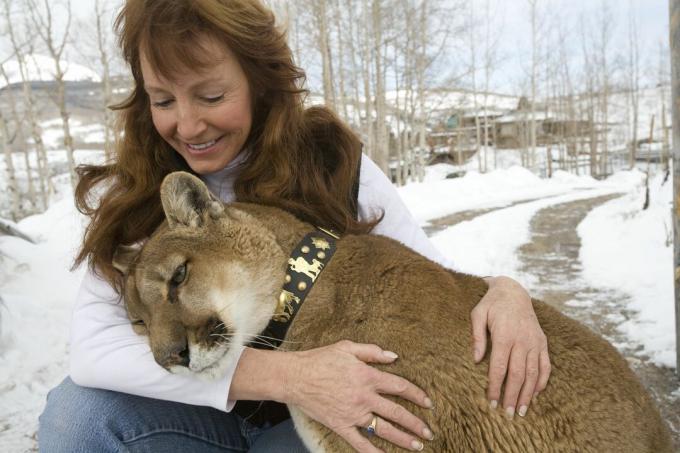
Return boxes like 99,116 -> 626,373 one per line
37,0 -> 552,452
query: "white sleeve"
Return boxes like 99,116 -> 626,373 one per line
69,268 -> 244,411
358,154 -> 455,270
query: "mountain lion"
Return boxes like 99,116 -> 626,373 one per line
113,171 -> 672,453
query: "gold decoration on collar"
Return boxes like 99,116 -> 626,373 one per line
311,237 -> 331,250
317,226 -> 339,240
274,290 -> 301,322
288,256 -> 325,281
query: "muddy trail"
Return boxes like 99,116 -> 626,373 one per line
426,193 -> 680,449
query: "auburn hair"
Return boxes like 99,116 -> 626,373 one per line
74,0 -> 377,292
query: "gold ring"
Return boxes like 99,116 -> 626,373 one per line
366,415 -> 378,437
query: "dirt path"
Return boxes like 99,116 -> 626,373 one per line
422,189 -> 594,236
517,194 -> 680,449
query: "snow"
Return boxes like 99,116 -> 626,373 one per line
0,154 -> 677,451
0,54 -> 101,88
578,169 -> 675,367
0,181 -> 87,451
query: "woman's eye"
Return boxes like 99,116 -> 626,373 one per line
202,94 -> 225,104
171,263 -> 187,285
152,99 -> 173,108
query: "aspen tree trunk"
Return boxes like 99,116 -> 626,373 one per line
4,0 -> 51,209
598,0 -> 611,177
29,0 -> 77,189
481,0 -> 492,172
361,1 -> 375,160
669,0 -> 680,376
0,109 -> 20,221
314,0 -> 336,111
628,1 -> 640,169
95,0 -> 114,161
392,40 -> 404,186
403,0 -> 418,182
331,0 -> 349,122
528,0 -> 538,171
345,0 -> 362,128
468,2 -> 482,173
415,0 -> 427,182
580,17 -> 598,177
372,0 -> 389,173
0,63 -> 35,214
659,43 -> 671,175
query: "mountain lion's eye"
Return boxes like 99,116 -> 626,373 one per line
171,263 -> 187,285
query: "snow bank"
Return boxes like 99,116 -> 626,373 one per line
578,170 -> 676,368
398,163 -> 610,224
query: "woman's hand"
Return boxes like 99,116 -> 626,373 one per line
471,276 -> 551,418
284,340 -> 434,453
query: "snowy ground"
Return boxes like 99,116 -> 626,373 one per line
0,159 -> 677,451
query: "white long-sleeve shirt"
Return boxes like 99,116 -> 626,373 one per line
69,154 -> 452,411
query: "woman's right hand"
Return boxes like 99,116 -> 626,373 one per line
283,340 -> 434,452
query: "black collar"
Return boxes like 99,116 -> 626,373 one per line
253,227 -> 339,349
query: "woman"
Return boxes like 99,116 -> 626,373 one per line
38,0 -> 550,451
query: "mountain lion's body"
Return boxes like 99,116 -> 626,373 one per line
114,172 -> 672,453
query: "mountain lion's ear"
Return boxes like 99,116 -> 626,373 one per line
113,243 -> 143,275
160,172 -> 224,229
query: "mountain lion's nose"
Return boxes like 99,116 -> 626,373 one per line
158,343 -> 190,368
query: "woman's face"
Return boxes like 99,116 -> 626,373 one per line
140,37 -> 253,175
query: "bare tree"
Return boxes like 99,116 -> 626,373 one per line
480,0 -> 500,171
3,0 -> 52,209
312,0 -> 336,111
94,0 -> 116,161
596,0 -> 613,177
657,40 -> 671,176
27,0 -> 77,189
527,0 -> 538,171
371,0 -> 389,172
579,13 -> 598,177
626,0 -> 640,169
467,1 -> 482,172
669,0 -> 680,376
0,62 -> 37,213
0,80 -> 21,220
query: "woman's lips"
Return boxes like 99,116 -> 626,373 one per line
183,135 -> 224,155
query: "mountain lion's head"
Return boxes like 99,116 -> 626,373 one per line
113,172 -> 286,379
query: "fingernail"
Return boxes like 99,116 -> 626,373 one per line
505,406 -> 515,419
519,405 -> 528,417
383,350 -> 398,359
411,440 -> 424,451
489,400 -> 498,409
424,397 -> 433,408
422,427 -> 434,440
473,347 -> 481,361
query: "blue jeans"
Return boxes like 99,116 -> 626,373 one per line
38,377 -> 309,452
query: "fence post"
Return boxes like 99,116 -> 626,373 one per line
670,0 -> 680,376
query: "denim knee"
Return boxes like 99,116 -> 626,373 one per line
38,376 -> 131,453
38,376 -> 249,453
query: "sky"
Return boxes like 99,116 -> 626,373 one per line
8,0 -> 673,94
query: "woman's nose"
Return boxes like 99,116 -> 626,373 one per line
175,103 -> 207,140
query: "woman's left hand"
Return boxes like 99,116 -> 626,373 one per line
470,276 -> 551,419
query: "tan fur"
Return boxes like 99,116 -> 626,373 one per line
116,172 -> 673,453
